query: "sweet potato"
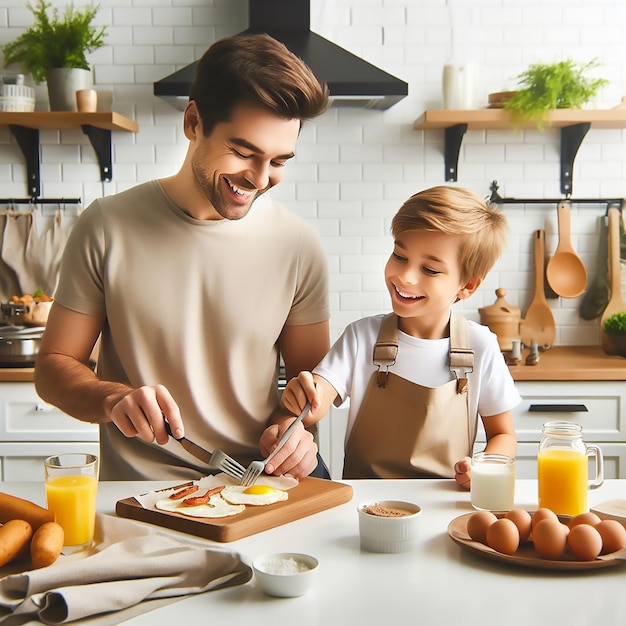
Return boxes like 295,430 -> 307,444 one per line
0,520 -> 33,567
30,521 -> 64,568
0,492 -> 54,531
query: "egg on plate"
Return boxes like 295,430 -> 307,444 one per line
221,484 -> 288,506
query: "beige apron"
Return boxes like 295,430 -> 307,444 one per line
343,312 -> 475,479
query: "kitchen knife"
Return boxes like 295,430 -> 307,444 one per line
164,422 -> 213,465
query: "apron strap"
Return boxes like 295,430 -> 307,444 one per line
373,312 -> 475,392
372,313 -> 398,388
449,312 -> 474,393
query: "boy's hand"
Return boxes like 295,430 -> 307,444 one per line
454,456 -> 472,490
280,371 -> 320,415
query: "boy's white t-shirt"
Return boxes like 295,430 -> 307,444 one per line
314,314 -> 522,446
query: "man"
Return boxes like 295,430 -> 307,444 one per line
34,33 -> 330,481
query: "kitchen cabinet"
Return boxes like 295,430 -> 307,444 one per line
0,382 -> 99,481
0,111 -> 138,197
413,107 -> 626,194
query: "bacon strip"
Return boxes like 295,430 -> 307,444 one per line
169,484 -> 200,500
183,485 -> 225,507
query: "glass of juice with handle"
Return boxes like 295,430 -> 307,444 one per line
537,422 -> 603,516
44,453 -> 99,550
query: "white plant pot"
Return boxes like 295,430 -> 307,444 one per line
45,68 -> 93,111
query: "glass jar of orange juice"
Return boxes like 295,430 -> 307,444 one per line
537,421 -> 603,516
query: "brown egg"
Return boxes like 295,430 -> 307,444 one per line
531,508 -> 559,530
532,518 -> 568,559
568,512 -> 602,529
486,518 -> 520,555
596,519 -> 626,555
567,523 -> 603,561
466,511 -> 497,544
504,509 -> 532,542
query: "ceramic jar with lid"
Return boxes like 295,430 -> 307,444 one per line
478,288 -> 521,352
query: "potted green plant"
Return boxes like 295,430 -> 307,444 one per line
602,312 -> 626,357
504,59 -> 608,129
2,0 -> 107,111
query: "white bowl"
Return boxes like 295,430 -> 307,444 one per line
252,552 -> 319,597
357,499 -> 422,553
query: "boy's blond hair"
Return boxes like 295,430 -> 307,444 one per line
391,186 -> 508,283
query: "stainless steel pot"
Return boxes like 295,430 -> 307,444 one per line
0,326 -> 44,357
0,337 -> 41,357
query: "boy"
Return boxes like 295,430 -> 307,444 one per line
276,186 -> 520,487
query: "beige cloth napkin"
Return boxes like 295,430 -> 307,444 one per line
0,513 -> 252,625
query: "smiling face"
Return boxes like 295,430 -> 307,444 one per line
183,101 -> 300,220
384,230 -> 481,339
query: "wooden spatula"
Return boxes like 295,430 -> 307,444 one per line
520,230 -> 556,349
600,207 -> 626,354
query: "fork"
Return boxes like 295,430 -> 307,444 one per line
240,402 -> 311,487
163,421 -> 246,482
208,449 -> 246,482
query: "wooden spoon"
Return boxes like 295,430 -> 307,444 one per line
546,201 -> 588,298
520,229 -> 556,349
600,207 -> 626,355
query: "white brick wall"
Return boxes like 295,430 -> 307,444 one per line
2,0 -> 626,350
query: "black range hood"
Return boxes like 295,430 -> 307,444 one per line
154,0 -> 408,111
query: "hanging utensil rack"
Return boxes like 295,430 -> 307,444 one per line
488,181 -> 623,212
0,197 -> 81,216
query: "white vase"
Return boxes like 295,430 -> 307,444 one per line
442,64 -> 475,109
45,68 -> 93,111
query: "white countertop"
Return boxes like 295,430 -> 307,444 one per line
2,479 -> 625,625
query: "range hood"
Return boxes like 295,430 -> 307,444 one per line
154,0 -> 408,111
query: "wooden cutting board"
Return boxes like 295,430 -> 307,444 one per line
116,477 -> 353,542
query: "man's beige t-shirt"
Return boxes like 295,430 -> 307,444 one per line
54,181 -> 329,480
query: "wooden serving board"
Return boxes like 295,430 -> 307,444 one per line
115,477 -> 353,542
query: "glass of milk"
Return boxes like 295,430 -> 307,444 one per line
470,453 -> 516,512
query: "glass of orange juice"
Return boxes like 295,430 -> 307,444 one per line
44,453 -> 99,550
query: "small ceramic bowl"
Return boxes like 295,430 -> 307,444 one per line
357,499 -> 422,553
252,552 -> 319,597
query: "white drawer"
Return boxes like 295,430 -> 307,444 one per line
511,381 -> 626,443
0,382 -> 99,442
0,441 -> 100,481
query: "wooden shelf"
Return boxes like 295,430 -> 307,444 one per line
0,111 -> 138,132
0,111 -> 138,197
413,107 -> 626,130
413,107 -> 626,194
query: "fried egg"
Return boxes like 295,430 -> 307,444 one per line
221,484 -> 288,506
155,493 -> 245,518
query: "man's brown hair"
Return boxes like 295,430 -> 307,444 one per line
189,33 -> 329,135
391,186 -> 508,283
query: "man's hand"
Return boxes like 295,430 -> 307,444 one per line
259,414 -> 318,478
107,384 -> 184,444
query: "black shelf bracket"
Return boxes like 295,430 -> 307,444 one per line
444,123 -> 467,182
9,125 -> 40,198
8,123 -> 114,198
81,125 -> 113,182
560,122 -> 590,196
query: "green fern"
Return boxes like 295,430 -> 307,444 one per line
2,1 -> 107,84
504,59 -> 608,129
